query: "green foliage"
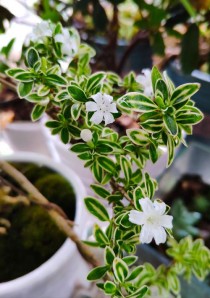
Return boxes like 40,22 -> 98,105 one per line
6,20 -> 209,298
171,200 -> 201,240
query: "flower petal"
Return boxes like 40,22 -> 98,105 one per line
153,226 -> 167,245
54,34 -> 64,43
90,111 -> 103,124
91,93 -> 103,105
159,214 -> 173,229
86,101 -> 98,112
109,103 -> 118,113
104,112 -> 115,125
154,200 -> 166,215
139,197 -> 154,214
103,94 -> 113,104
129,210 -> 146,225
140,224 -> 154,244
135,74 -> 144,84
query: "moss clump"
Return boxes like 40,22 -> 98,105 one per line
12,163 -> 55,184
0,205 -> 66,282
35,174 -> 76,220
0,162 -> 76,282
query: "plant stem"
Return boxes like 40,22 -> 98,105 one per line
110,178 -> 134,205
117,30 -> 149,75
0,160 -> 100,268
0,74 -> 17,92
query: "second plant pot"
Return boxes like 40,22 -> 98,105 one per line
0,152 -> 88,298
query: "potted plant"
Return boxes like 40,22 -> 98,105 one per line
1,20 -> 210,298
0,151 -> 89,298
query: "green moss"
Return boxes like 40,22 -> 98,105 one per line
35,174 -> 76,220
0,162 -> 76,282
0,205 -> 66,282
12,163 -> 55,184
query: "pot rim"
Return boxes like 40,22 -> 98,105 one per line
0,151 -> 86,292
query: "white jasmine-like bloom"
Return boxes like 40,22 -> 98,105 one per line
129,197 -> 173,245
136,69 -> 153,97
54,28 -> 80,57
86,93 -> 118,125
80,129 -> 93,142
28,21 -> 53,43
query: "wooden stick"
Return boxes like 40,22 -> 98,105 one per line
0,160 -> 99,268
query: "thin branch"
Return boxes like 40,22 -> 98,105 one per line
117,30 -> 149,75
110,178 -> 134,206
0,74 -> 17,92
0,160 -> 100,268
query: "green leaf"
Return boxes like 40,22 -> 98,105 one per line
87,265 -> 109,281
45,121 -> 60,128
71,103 -> 82,120
105,246 -> 115,265
155,79 -> 168,103
163,114 -> 178,136
126,266 -> 144,281
17,82 -> 33,98
127,129 -> 149,146
104,281 -> 116,295
97,156 -> 116,174
1,38 -> 15,58
127,286 -> 148,298
92,1 -> 108,31
37,85 -> 50,97
149,142 -> 158,163
92,162 -> 103,183
176,113 -> 203,125
94,224 -> 109,245
6,68 -> 25,78
55,90 -> 70,102
60,128 -> 70,144
68,85 -> 87,102
181,23 -> 199,73
151,66 -> 162,93
152,31 -> 165,56
26,93 -> 49,104
171,83 -> 200,106
180,0 -> 196,17
84,197 -> 110,221
113,257 -> 129,283
117,92 -> 156,113
167,135 -> 175,167
122,256 -> 138,266
31,104 -> 46,121
133,187 -> 144,210
167,271 -> 180,295
45,74 -> 67,86
68,124 -> 81,138
15,72 -> 35,82
71,143 -> 90,153
120,156 -> 132,182
91,184 -> 110,199
87,72 -> 105,93
26,47 -> 40,68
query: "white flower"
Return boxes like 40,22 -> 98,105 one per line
28,21 -> 53,43
54,28 -> 80,57
85,93 -> 118,125
80,129 -> 93,142
129,197 -> 173,245
136,69 -> 153,97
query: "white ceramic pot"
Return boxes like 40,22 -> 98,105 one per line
0,152 -> 89,298
2,121 -> 58,158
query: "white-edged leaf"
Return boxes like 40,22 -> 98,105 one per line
84,197 -> 110,221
